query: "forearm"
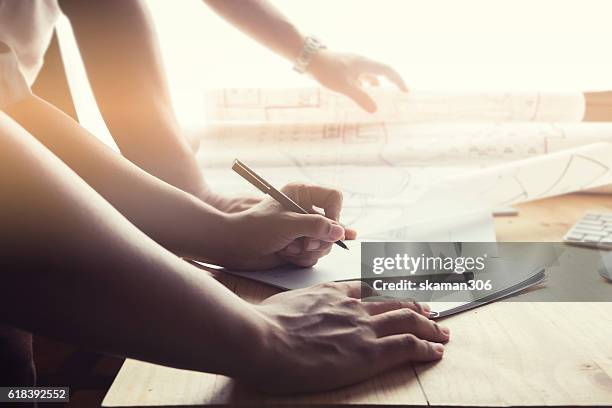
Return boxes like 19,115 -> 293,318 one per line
0,112 -> 264,376
204,0 -> 304,61
5,95 -> 231,263
60,0 -> 209,198
95,100 -> 212,203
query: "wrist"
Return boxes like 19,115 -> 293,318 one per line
237,304 -> 285,384
198,210 -> 253,267
275,20 -> 305,62
292,35 -> 327,74
305,47 -> 329,77
175,198 -> 236,264
190,287 -> 276,380
200,189 -> 232,211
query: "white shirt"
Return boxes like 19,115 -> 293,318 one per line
0,0 -> 61,108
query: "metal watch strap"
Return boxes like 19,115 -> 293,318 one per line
293,36 -> 326,74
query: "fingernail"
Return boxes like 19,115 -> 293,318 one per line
440,326 -> 450,336
306,240 -> 322,251
433,343 -> 445,354
286,243 -> 301,255
421,303 -> 431,312
329,224 -> 344,240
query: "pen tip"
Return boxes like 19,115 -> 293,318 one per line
337,241 -> 349,250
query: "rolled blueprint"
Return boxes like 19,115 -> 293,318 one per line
365,142 -> 612,237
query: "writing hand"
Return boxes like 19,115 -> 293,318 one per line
226,183 -> 356,270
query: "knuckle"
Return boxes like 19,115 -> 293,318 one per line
402,334 -> 419,349
401,308 -> 419,324
283,182 -> 303,191
356,338 -> 378,361
357,315 -> 372,328
351,316 -> 371,331
313,216 -> 330,234
282,211 -> 300,224
319,308 -> 367,329
432,322 -> 446,337
387,300 -> 403,310
342,297 -> 362,310
329,189 -> 343,203
315,214 -> 330,226
340,281 -> 359,293
320,281 -> 339,291
297,182 -> 310,191
425,340 -> 435,357
411,300 -> 424,314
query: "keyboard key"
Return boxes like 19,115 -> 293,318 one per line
564,212 -> 612,250
565,234 -> 584,241
573,227 -> 604,235
576,222 -> 604,228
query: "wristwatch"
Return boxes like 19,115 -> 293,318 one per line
293,35 -> 327,74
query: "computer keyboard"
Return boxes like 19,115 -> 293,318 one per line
564,212 -> 612,249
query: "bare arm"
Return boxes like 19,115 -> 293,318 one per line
59,0 -> 210,200
204,0 -> 304,61
0,110 -> 262,376
0,111 -> 447,391
203,0 -> 408,112
5,94 -> 232,263
5,94 -> 356,269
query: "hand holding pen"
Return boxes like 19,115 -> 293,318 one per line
228,159 -> 356,270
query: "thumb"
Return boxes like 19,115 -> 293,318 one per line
344,84 -> 377,113
286,214 -> 345,242
345,227 -> 358,240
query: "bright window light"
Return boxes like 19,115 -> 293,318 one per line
61,0 -> 612,128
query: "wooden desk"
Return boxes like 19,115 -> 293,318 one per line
103,194 -> 612,407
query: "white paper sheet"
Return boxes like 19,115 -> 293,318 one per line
221,210 -> 496,290
367,142 -> 612,236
